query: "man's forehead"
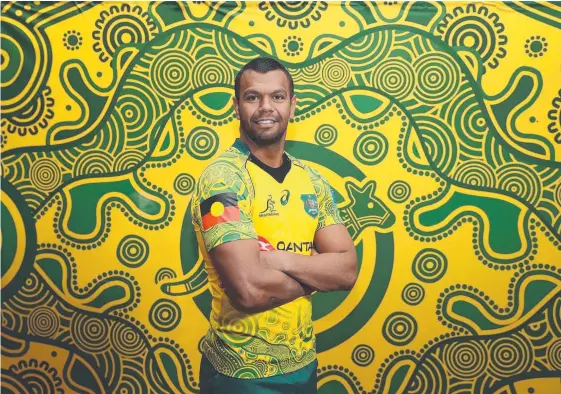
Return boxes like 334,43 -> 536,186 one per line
240,70 -> 290,91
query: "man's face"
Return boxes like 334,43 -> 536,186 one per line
234,70 -> 296,147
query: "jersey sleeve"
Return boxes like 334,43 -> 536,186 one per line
191,161 -> 257,251
312,170 -> 344,232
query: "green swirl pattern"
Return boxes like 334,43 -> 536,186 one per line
1,1 -> 561,393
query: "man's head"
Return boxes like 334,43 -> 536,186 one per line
233,57 -> 296,147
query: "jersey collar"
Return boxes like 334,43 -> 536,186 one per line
232,138 -> 303,167
232,138 -> 250,155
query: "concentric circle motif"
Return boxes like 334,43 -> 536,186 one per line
314,124 -> 338,147
554,182 -> 561,209
185,127 -> 219,160
155,267 -> 176,284
413,52 -> 461,105
547,339 -> 561,370
497,163 -> 541,205
73,150 -> 114,178
173,173 -> 195,196
454,160 -> 496,188
351,344 -> 375,366
113,150 -> 144,172
488,334 -> 533,379
17,272 -> 44,304
436,3 -> 507,71
406,354 -> 448,394
382,312 -> 417,346
388,180 -> 411,203
321,58 -> 351,89
442,340 -> 488,379
92,3 -> 156,62
150,49 -> 195,99
353,131 -> 388,165
70,315 -> 111,353
1,17 -> 44,114
3,359 -> 64,393
371,58 -> 415,100
28,307 -> 59,337
402,283 -> 425,306
218,308 -> 258,346
299,63 -> 322,82
149,299 -> 182,332
119,93 -> 151,134
192,56 -> 233,88
117,235 -> 149,268
29,159 -> 62,192
548,297 -> 561,337
110,322 -> 145,357
1,180 -> 36,300
412,248 -> 448,283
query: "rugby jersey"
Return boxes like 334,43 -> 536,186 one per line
191,138 -> 343,378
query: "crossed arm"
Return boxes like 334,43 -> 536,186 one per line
209,224 -> 357,314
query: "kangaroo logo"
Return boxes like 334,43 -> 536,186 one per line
338,180 -> 395,240
259,194 -> 278,217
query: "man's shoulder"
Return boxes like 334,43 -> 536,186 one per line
197,145 -> 250,182
286,151 -> 324,182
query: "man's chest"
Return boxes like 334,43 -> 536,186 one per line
247,165 -> 319,253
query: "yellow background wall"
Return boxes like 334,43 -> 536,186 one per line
2,2 -> 561,393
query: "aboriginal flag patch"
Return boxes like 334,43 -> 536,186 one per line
200,192 -> 240,231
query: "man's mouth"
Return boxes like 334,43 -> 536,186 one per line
253,118 -> 278,125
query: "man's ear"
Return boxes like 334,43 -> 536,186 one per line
233,97 -> 240,119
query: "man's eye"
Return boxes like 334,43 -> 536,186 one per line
273,95 -> 285,100
246,95 -> 257,101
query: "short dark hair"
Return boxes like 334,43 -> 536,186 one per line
234,57 -> 294,100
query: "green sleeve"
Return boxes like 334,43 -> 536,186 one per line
302,164 -> 344,232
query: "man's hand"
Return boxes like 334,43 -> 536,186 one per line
260,250 -> 317,295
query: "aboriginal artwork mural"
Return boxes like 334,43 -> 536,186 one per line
2,1 -> 561,393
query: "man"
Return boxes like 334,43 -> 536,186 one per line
191,57 -> 358,393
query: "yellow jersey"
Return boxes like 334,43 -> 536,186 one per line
191,138 -> 343,379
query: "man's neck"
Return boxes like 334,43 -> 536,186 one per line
240,134 -> 285,168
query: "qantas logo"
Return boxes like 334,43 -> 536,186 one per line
276,241 -> 314,252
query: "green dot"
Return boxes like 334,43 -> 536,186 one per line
530,41 -> 542,52
288,40 -> 299,52
530,116 -> 536,123
97,72 -> 102,77
67,35 -> 78,46
66,105 -> 71,111
249,21 -> 254,26
339,21 -> 345,27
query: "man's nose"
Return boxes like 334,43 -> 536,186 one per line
259,95 -> 273,111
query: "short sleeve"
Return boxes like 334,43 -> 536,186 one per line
313,172 -> 344,232
191,161 -> 257,251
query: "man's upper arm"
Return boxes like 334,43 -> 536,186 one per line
192,161 -> 261,307
192,161 -> 257,251
313,171 -> 344,232
311,170 -> 354,253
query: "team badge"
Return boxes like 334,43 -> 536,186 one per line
300,194 -> 318,218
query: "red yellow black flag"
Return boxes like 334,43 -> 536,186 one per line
200,192 -> 240,231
